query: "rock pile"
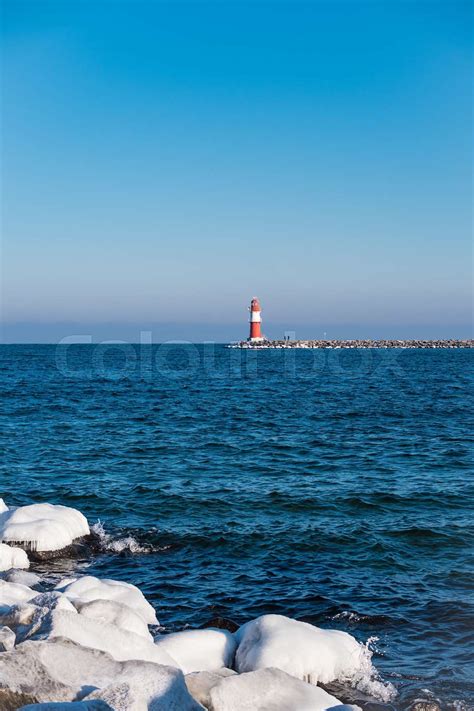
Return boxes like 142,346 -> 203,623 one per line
230,339 -> 473,349
0,499 -> 396,710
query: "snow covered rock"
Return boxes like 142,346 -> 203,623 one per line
0,580 -> 37,609
0,638 -> 186,708
0,499 -> 8,514
55,575 -> 158,625
84,662 -> 204,710
0,625 -> 15,651
18,703 -> 110,710
208,667 -> 360,711
0,503 -> 89,553
185,669 -> 237,707
30,609 -> 177,666
154,628 -> 237,673
234,615 -> 368,685
18,703 -> 111,710
0,542 -> 30,571
1,569 -> 41,588
73,598 -> 152,640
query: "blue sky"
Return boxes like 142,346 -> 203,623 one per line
1,0 -> 472,341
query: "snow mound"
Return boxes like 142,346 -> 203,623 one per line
31,608 -> 178,667
1,569 -> 41,587
0,579 -> 37,609
73,598 -> 152,640
55,575 -> 157,625
0,503 -> 89,552
84,659 -> 204,710
18,703 -> 110,710
0,638 -> 198,709
208,667 -> 360,711
234,614 -> 369,685
0,541 -> 30,571
154,628 -> 237,673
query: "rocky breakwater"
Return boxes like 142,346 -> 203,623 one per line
229,339 -> 474,349
0,498 -> 437,710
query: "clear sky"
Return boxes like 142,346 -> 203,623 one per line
1,0 -> 472,342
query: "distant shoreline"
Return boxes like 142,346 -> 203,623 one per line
228,339 -> 474,349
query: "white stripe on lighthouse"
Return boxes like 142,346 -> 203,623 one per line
250,312 -> 261,322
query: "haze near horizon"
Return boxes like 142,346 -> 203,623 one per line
1,0 -> 472,343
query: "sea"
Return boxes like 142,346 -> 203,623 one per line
0,344 -> 473,709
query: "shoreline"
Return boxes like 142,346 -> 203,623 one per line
228,339 -> 474,349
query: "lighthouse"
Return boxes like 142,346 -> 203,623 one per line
248,297 -> 264,342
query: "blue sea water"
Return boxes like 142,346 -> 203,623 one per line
0,344 -> 473,708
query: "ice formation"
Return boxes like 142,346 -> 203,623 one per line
32,609 -> 177,666
0,503 -> 89,552
74,598 -> 152,640
208,667 -> 361,711
55,575 -> 158,625
0,639 -> 200,709
154,628 -> 237,673
0,579 -> 37,608
0,541 -> 30,571
234,614 -> 370,685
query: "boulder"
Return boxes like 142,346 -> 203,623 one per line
0,638 -> 190,709
0,580 -> 37,609
73,598 -> 152,640
154,628 -> 236,673
208,667 -> 361,710
30,608 -> 177,666
0,503 -> 90,554
234,614 -> 368,685
55,575 -> 158,625
185,669 -> 236,707
84,662 -> 204,710
1,569 -> 42,588
19,703 -> 111,710
0,542 -> 30,571
0,625 -> 15,651
199,617 -> 239,633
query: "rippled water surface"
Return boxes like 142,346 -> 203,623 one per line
1,345 -> 473,708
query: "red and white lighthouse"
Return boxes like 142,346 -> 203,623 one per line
248,297 -> 264,342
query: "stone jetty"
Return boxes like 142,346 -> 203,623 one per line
228,339 -> 473,349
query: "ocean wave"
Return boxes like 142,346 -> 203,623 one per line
91,521 -> 169,554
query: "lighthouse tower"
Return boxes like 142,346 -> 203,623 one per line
248,297 -> 264,342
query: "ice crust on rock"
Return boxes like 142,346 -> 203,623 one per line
55,575 -> 158,625
154,628 -> 237,673
18,703 -> 111,710
73,598 -> 152,640
0,503 -> 90,552
0,542 -> 30,571
185,669 -> 237,707
0,638 -> 190,707
0,580 -> 37,609
84,661 -> 204,710
1,569 -> 41,587
208,667 -> 360,711
0,624 -> 15,651
234,614 -> 369,685
31,609 -> 178,666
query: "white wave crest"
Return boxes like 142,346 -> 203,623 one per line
91,521 -> 150,554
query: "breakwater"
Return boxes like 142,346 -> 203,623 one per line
229,338 -> 473,349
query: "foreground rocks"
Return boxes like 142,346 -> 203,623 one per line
0,499 -> 396,710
